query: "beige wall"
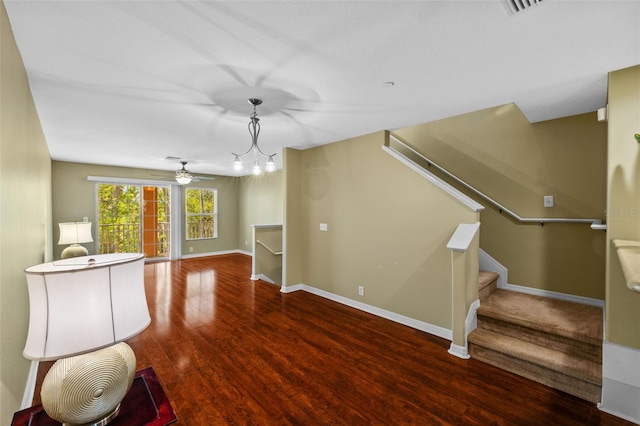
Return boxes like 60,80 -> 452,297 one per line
606,65 -> 640,348
394,105 -> 607,299
52,161 -> 239,259
237,171 -> 283,252
0,3 -> 52,422
285,131 -> 479,328
283,148 -> 303,287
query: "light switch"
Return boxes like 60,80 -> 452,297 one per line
319,223 -> 328,231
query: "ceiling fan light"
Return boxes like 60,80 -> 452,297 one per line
175,161 -> 193,184
176,174 -> 192,185
265,156 -> 276,172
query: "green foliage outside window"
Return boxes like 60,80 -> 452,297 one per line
97,184 -> 171,255
186,188 -> 217,240
98,184 -> 141,253
151,187 -> 171,256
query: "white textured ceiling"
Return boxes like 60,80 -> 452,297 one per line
4,1 -> 640,176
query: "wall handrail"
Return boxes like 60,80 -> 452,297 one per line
256,240 -> 282,256
387,133 -> 605,229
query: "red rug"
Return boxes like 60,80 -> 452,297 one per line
12,367 -> 177,426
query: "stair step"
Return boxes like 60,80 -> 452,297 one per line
478,271 -> 499,300
469,328 -> 602,403
477,316 -> 601,362
478,289 -> 603,346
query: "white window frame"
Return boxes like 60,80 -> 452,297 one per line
185,187 -> 218,240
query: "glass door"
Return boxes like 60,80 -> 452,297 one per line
97,183 -> 171,260
142,186 -> 170,259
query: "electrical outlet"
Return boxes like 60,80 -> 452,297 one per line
544,195 -> 554,208
358,286 -> 364,296
189,246 -> 194,253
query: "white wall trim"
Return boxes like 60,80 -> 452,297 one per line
180,249 -> 248,259
466,299 -> 481,337
87,175 -> 177,186
448,344 -> 470,359
283,283 -> 452,341
599,341 -> 640,424
251,224 -> 283,229
479,249 -> 508,289
478,249 -> 603,307
503,282 -> 605,308
251,273 -> 275,285
447,222 -> 481,252
448,299 -> 480,359
382,145 -> 484,213
21,360 -> 39,409
170,185 -> 182,260
281,283 -> 303,293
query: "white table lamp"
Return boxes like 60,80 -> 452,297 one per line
58,222 -> 93,259
24,253 -> 150,425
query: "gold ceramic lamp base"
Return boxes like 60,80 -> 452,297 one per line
60,244 -> 89,259
41,343 -> 136,426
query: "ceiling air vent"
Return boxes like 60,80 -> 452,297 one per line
506,0 -> 543,14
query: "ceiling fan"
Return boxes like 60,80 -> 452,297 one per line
154,161 -> 216,185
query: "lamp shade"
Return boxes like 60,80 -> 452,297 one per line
58,222 -> 93,245
23,253 -> 149,361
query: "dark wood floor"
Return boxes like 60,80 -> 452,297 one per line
35,254 -> 631,425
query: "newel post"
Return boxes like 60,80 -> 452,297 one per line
446,222 -> 481,359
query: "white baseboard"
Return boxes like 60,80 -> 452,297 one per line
283,283 -> 452,341
180,249 -> 248,259
448,299 -> 480,359
251,273 -> 275,285
503,282 -> 605,308
599,342 -> 640,424
281,283 -> 303,293
21,360 -> 39,409
479,249 -> 604,307
448,343 -> 470,359
466,299 -> 480,337
479,249 -> 508,288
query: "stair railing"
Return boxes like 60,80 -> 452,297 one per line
256,240 -> 283,256
387,134 -> 605,230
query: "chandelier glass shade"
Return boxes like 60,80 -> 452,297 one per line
232,98 -> 276,175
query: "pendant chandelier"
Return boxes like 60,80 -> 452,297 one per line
232,98 -> 276,175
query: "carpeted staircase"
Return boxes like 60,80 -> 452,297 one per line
469,272 -> 603,403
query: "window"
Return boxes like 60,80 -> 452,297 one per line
186,188 -> 217,240
97,184 -> 141,253
97,183 -> 171,258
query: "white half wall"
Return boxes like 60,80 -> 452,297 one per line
599,342 -> 640,424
